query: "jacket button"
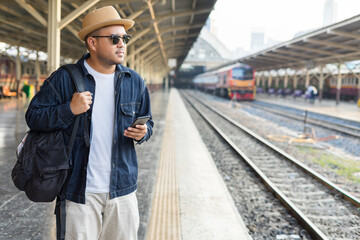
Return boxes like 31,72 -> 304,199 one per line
132,111 -> 135,115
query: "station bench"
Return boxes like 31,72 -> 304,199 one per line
292,90 -> 303,99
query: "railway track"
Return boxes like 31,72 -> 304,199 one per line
181,90 -> 360,240
245,101 -> 360,138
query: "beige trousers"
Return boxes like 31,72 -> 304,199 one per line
65,191 -> 139,240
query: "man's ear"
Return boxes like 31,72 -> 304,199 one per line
87,37 -> 97,52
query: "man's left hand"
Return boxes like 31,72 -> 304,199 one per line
124,124 -> 147,141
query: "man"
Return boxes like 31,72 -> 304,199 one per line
25,6 -> 153,240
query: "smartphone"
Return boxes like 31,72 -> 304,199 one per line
131,115 -> 150,127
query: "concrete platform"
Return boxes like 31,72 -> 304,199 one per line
256,94 -> 360,123
146,89 -> 252,240
0,89 -> 252,240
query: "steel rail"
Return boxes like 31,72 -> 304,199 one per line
181,91 -> 329,240
188,92 -> 360,209
246,101 -> 360,138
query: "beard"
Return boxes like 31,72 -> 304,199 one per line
98,49 -> 125,66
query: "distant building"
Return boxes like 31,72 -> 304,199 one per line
323,0 -> 337,26
233,47 -> 250,59
177,26 -> 235,88
251,32 -> 265,52
182,27 -> 234,70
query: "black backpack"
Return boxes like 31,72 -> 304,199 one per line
11,64 -> 90,239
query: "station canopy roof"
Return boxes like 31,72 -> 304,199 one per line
0,0 -> 216,69
218,14 -> 360,72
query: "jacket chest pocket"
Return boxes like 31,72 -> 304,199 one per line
120,102 -> 140,129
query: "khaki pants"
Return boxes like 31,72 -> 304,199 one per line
65,192 -> 139,240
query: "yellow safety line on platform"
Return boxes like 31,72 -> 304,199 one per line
147,95 -> 181,240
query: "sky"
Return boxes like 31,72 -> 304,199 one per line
209,0 -> 360,51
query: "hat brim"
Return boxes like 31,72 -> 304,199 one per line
78,19 -> 134,41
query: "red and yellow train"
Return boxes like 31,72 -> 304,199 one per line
193,63 -> 255,100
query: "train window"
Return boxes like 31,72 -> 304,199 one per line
356,79 -> 359,85
232,68 -> 253,80
223,75 -> 226,84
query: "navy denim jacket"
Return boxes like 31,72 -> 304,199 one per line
26,54 -> 153,204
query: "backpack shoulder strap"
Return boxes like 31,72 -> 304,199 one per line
60,64 -> 85,93
55,64 -> 89,240
60,64 -> 90,149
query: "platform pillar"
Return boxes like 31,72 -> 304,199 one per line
293,71 -> 298,89
336,63 -> 342,105
47,0 -> 61,74
35,51 -> 41,93
319,66 -> 324,102
15,46 -> 21,97
284,71 -> 288,89
268,73 -> 272,89
305,69 -> 310,88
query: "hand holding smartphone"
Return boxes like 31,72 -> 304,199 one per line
131,115 -> 150,127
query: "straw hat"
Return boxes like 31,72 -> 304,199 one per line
78,6 -> 135,41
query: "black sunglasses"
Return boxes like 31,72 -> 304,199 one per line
91,34 -> 131,45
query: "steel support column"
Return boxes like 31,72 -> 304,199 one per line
268,73 -> 272,89
47,0 -> 61,74
293,71 -> 298,89
336,63 -> 342,105
130,45 -> 135,70
305,69 -> 310,88
284,71 -> 289,89
16,46 -> 21,97
319,66 -> 324,102
35,51 -> 40,93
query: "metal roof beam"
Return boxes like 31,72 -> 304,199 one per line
257,55 -> 288,63
15,0 -> 47,26
142,46 -> 161,59
136,8 -> 213,23
160,23 -> 203,35
95,0 -> 141,7
60,0 -> 100,30
162,33 -> 198,43
273,49 -> 314,59
304,38 -> 359,52
264,52 -> 300,62
147,0 -> 168,68
0,16 -> 45,37
127,2 -> 153,20
328,29 -> 360,40
0,5 -> 24,18
313,50 -> 360,63
127,38 -> 157,58
286,45 -> 336,56
127,27 -> 153,46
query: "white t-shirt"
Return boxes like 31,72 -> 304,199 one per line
84,60 -> 115,193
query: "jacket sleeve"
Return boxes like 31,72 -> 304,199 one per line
25,70 -> 76,132
136,82 -> 154,145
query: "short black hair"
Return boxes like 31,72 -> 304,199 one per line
84,28 -> 102,50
